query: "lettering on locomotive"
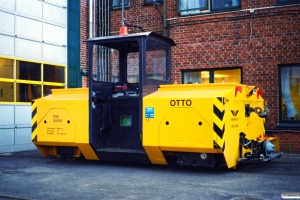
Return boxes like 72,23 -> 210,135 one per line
170,99 -> 192,106
231,110 -> 239,117
53,115 -> 62,122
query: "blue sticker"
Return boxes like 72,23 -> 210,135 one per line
145,107 -> 154,118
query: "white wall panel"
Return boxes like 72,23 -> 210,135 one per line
0,105 -> 14,126
14,143 -> 36,152
45,0 -> 66,7
0,12 -> 14,34
16,0 -> 42,19
43,23 -> 66,44
0,35 -> 14,56
15,105 -> 31,125
16,16 -> 42,40
15,38 -> 42,60
0,129 -> 14,146
0,0 -> 67,154
43,3 -> 66,25
0,0 -> 15,11
43,44 -> 66,64
15,128 -> 31,145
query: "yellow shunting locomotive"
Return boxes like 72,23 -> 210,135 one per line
32,32 -> 281,169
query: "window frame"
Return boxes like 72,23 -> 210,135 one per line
178,0 -> 241,15
278,64 -> 300,126
144,0 -> 163,5
181,67 -> 242,84
277,0 -> 300,5
111,0 -> 130,9
146,38 -> 170,82
178,0 -> 208,12
0,56 -> 66,104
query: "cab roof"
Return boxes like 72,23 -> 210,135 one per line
84,32 -> 176,51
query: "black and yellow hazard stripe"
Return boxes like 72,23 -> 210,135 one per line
31,101 -> 37,141
213,97 -> 225,151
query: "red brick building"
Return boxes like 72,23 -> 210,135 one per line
80,0 -> 300,153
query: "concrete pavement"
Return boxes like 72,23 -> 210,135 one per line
0,150 -> 299,200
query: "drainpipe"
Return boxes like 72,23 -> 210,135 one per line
163,0 -> 166,36
89,0 -> 93,38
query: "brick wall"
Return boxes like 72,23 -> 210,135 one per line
81,0 -> 300,152
168,3 -> 300,152
168,7 -> 300,129
270,131 -> 300,153
80,0 -> 99,88
110,1 -> 164,35
80,0 -> 89,87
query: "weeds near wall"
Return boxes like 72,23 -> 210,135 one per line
286,143 -> 292,153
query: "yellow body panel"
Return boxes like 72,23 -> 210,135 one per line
32,88 -> 98,160
32,83 -> 279,168
143,83 -> 269,168
143,146 -> 167,165
38,108 -> 76,142
159,107 -> 212,149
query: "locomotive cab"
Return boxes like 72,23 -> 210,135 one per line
86,32 -> 175,163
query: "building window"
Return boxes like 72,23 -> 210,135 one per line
279,65 -> 300,122
178,0 -> 240,15
145,0 -> 163,5
44,64 -> 65,83
0,82 -> 14,102
112,0 -> 130,9
212,0 -> 240,10
277,0 -> 300,4
16,83 -> 41,102
16,61 -> 41,81
0,57 -> 66,103
182,68 -> 241,84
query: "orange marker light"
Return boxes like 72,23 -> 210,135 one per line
235,86 -> 242,97
120,26 -> 128,35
